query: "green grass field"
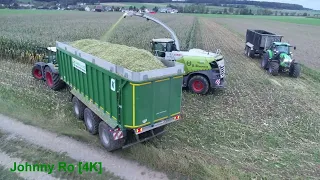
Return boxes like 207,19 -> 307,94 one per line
196,14 -> 320,25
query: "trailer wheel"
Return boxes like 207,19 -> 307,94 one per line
268,62 -> 279,76
99,121 -> 124,152
44,66 -> 65,91
32,65 -> 43,80
289,63 -> 301,78
261,53 -> 269,69
72,96 -> 86,120
188,75 -> 209,95
84,108 -> 101,135
246,47 -> 254,58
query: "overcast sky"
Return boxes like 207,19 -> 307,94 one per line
255,0 -> 320,10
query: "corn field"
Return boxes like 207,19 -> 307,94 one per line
0,11 -> 197,64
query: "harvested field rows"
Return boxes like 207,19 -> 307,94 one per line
212,18 -> 320,69
192,18 -> 320,179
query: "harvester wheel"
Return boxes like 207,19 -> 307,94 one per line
188,75 -> 209,95
84,108 -> 101,135
72,96 -> 86,120
261,53 -> 269,69
44,66 -> 65,91
32,65 -> 43,80
268,62 -> 279,76
99,121 -> 125,152
289,63 -> 301,78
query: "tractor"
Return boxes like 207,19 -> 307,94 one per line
245,29 -> 300,78
123,12 -> 226,95
261,42 -> 300,77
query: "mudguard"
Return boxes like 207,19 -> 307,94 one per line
45,63 -> 59,74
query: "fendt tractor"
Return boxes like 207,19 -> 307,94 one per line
123,11 -> 226,95
245,29 -> 301,77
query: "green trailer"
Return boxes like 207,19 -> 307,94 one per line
31,41 -> 184,151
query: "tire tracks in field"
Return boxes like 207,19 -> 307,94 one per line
0,114 -> 168,180
197,17 -> 320,178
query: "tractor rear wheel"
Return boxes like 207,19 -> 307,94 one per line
72,96 -> 86,120
188,75 -> 209,95
32,65 -> 43,80
268,62 -> 279,76
289,63 -> 301,78
261,53 -> 269,69
84,108 -> 101,135
99,121 -> 125,152
44,66 -> 65,91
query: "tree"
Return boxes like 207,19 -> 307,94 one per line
152,6 -> 158,12
235,9 -> 240,15
223,8 -> 228,14
228,7 -> 234,14
129,6 -> 133,10
290,12 -> 296,16
302,12 -> 308,16
140,5 -> 146,10
275,11 -> 278,16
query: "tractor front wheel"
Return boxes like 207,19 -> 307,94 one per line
44,66 -> 65,91
268,62 -> 279,76
289,63 -> 301,78
188,75 -> 209,95
32,65 -> 43,80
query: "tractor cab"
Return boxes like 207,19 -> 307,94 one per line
45,47 -> 57,64
270,42 -> 296,56
151,38 -> 177,57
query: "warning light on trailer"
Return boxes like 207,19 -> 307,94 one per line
136,128 -> 143,133
174,115 -> 180,120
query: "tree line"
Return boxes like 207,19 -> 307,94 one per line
2,0 -> 311,11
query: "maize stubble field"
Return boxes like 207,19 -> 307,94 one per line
1,10 -> 320,179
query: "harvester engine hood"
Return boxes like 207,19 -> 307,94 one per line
172,48 -> 225,75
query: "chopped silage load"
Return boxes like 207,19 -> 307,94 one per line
70,39 -> 166,72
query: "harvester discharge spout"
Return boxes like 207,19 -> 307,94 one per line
122,11 -> 180,51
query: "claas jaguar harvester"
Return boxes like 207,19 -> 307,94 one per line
123,11 -> 226,95
31,41 -> 184,152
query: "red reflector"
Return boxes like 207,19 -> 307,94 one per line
174,115 -> 180,120
136,128 -> 143,133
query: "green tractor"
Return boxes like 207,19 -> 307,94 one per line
261,42 -> 301,77
245,29 -> 300,78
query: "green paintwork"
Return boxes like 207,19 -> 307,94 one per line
267,50 -> 273,59
176,56 -> 216,74
279,53 -> 292,67
56,47 -> 183,130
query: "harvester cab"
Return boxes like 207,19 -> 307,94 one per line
123,12 -> 226,95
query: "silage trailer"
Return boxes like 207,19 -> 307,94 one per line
31,41 -> 184,152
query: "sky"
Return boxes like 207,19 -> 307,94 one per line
255,0 -> 320,10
